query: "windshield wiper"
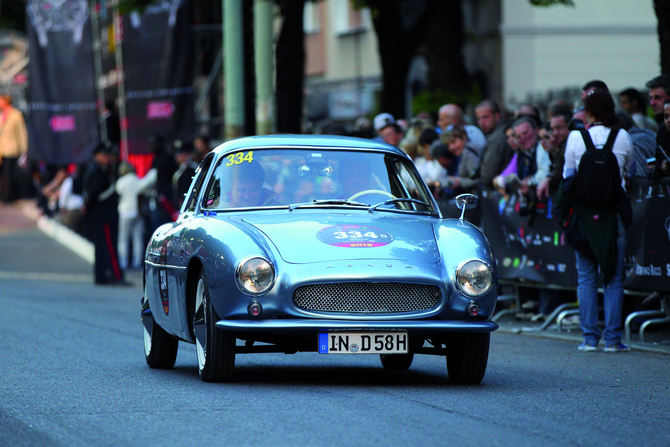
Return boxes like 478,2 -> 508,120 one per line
289,199 -> 369,211
368,198 -> 431,213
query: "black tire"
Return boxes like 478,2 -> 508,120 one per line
142,296 -> 179,369
445,332 -> 490,384
193,270 -> 235,382
380,353 -> 414,370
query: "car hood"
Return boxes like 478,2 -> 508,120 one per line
241,212 -> 439,264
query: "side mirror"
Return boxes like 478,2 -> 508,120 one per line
455,193 -> 478,221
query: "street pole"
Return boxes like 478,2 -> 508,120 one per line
89,0 -> 107,142
224,0 -> 245,140
254,0 -> 274,135
113,3 -> 128,161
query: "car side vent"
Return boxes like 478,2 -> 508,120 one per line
293,283 -> 440,313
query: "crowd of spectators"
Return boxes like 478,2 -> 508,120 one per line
362,76 -> 670,207
344,75 -> 670,336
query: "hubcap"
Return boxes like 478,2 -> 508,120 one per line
194,278 -> 207,370
143,326 -> 152,356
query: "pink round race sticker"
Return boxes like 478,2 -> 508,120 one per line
317,225 -> 394,248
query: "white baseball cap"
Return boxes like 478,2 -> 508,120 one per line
373,113 -> 395,131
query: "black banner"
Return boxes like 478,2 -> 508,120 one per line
438,178 -> 670,292
121,0 -> 195,155
478,189 -> 578,286
26,0 -> 99,165
624,178 -> 670,292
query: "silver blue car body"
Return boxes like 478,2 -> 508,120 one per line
142,135 -> 498,383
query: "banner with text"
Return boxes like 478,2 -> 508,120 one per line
121,0 -> 195,156
26,0 -> 99,165
623,178 -> 670,292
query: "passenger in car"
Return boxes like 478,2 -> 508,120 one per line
220,160 -> 280,208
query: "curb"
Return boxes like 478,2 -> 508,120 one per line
497,320 -> 670,356
18,202 -> 94,265
36,215 -> 94,265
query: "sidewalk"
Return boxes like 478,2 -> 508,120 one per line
4,199 -> 669,356
2,199 -> 142,284
494,301 -> 670,355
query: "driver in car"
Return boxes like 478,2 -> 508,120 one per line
338,155 -> 373,199
221,160 -> 280,208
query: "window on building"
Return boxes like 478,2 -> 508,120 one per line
304,2 -> 321,34
332,0 -> 370,36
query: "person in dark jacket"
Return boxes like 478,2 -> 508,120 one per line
173,142 -> 199,209
149,135 -> 179,229
103,100 -> 121,147
476,99 -> 513,188
84,141 -> 125,285
655,100 -> 670,180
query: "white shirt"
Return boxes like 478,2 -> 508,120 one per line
530,142 -> 551,186
116,173 -> 141,218
563,126 -> 634,189
417,159 -> 448,185
58,176 -> 84,211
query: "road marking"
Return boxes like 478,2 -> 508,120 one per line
0,271 -> 91,283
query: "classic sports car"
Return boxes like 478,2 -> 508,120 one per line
142,135 -> 498,384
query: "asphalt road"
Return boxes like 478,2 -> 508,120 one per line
1,206 -> 670,447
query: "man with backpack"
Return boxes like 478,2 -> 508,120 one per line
560,89 -> 634,353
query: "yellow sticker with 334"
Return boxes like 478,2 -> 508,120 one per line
226,151 -> 254,166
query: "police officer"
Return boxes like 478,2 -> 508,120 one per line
84,141 -> 125,285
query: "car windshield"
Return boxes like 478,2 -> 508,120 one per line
201,148 -> 436,214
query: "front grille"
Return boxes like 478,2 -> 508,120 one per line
293,282 -> 440,313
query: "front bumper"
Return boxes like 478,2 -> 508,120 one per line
216,319 -> 498,333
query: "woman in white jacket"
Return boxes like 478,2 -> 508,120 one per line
115,162 -> 152,271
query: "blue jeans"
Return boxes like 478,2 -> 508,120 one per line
575,216 -> 626,346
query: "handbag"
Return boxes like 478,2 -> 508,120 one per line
554,174 -> 597,261
559,205 -> 596,261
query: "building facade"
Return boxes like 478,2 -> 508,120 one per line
302,0 -> 660,129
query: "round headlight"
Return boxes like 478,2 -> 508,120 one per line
236,256 -> 275,295
455,259 -> 493,298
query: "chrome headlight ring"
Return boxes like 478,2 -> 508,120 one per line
235,256 -> 276,296
454,258 -> 494,299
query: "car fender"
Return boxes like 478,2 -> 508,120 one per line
183,215 -> 279,324
434,218 -> 498,317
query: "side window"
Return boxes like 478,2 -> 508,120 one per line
392,158 -> 435,211
185,154 -> 214,212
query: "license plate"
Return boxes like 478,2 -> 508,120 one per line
318,332 -> 408,354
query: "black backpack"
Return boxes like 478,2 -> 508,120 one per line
574,128 -> 621,205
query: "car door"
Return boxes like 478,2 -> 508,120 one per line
168,153 -> 216,336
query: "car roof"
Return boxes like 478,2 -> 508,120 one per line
212,134 -> 408,158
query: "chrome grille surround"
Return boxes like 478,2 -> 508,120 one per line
293,282 -> 441,313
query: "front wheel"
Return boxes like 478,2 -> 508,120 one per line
193,270 -> 235,382
380,353 -> 414,370
445,333 -> 490,384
